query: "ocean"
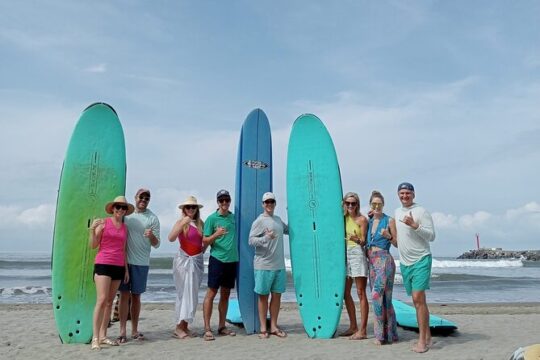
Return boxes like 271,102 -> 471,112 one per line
1,252 -> 539,305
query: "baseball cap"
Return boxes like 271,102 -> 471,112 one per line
397,182 -> 415,192
136,188 -> 151,197
216,189 -> 230,199
262,192 -> 275,202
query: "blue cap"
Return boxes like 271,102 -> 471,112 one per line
397,182 -> 415,192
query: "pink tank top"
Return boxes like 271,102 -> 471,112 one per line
94,217 -> 127,266
178,223 -> 203,256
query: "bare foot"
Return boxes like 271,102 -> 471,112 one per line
412,343 -> 429,353
349,332 -> 368,340
373,339 -> 384,346
339,328 -> 357,337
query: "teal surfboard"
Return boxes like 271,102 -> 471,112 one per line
235,109 -> 272,334
393,299 -> 458,333
52,103 -> 126,344
286,114 -> 345,338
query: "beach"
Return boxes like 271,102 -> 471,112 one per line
2,302 -> 539,360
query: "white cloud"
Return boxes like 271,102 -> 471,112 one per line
458,211 -> 492,229
432,212 -> 457,228
505,201 -> 540,220
84,63 -> 107,73
0,204 -> 55,228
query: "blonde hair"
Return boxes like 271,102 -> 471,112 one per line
343,192 -> 361,217
181,208 -> 204,236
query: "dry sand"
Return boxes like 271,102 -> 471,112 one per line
2,302 -> 539,360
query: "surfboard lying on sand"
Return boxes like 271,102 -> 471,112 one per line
286,114 -> 345,339
52,103 -> 126,344
393,299 -> 458,333
235,109 -> 272,334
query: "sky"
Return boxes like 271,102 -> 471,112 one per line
1,1 -> 539,256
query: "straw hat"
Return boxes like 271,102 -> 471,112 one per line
105,195 -> 135,215
178,196 -> 203,210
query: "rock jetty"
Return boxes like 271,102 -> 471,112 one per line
458,249 -> 540,261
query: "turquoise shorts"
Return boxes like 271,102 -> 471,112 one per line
254,269 -> 286,295
400,255 -> 432,296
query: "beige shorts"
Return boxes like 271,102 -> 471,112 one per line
346,245 -> 368,278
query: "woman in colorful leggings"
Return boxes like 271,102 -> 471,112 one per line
366,190 -> 398,345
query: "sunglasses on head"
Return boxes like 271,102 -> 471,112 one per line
344,201 -> 357,207
139,196 -> 150,201
370,202 -> 383,210
218,198 -> 231,203
263,199 -> 276,204
184,205 -> 198,210
114,204 -> 128,211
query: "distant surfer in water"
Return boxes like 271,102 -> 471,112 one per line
366,190 -> 398,345
168,195 -> 206,339
118,188 -> 161,343
394,182 -> 436,353
249,192 -> 289,339
88,195 -> 134,350
202,190 -> 239,341
340,192 -> 369,340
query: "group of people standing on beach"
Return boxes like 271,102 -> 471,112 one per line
340,182 -> 436,353
87,182 -> 436,354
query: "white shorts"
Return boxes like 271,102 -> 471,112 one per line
346,245 -> 368,278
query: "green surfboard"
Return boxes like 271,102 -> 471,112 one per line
286,114 -> 345,338
51,103 -> 126,344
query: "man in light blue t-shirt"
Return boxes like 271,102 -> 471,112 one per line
118,188 -> 160,343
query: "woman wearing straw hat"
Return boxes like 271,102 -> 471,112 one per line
88,195 -> 134,350
168,195 -> 206,339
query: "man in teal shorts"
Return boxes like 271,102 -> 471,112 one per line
394,182 -> 436,353
202,190 -> 238,341
249,192 -> 288,339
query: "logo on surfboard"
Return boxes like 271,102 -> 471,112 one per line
243,160 -> 269,170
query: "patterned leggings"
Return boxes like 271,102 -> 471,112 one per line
368,249 -> 398,343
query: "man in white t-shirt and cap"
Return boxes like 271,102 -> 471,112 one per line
248,192 -> 289,339
394,182 -> 435,353
118,188 -> 160,343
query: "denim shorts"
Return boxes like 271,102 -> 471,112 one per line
118,264 -> 149,294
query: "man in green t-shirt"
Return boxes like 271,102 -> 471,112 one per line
201,189 -> 238,341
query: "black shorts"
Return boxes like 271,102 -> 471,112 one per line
207,256 -> 237,289
94,263 -> 125,281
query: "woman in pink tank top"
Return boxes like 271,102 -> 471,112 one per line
168,195 -> 206,339
88,195 -> 134,350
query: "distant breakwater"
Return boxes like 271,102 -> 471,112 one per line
458,249 -> 540,261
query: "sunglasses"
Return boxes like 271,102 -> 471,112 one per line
370,203 -> 383,210
344,201 -> 357,207
139,196 -> 150,202
114,204 -> 128,211
184,205 -> 198,210
218,198 -> 231,203
263,199 -> 276,205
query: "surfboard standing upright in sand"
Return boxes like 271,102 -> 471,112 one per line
52,103 -> 126,343
235,109 -> 272,334
286,114 -> 345,338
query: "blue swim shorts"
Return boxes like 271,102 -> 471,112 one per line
119,264 -> 149,295
399,255 -> 432,296
254,269 -> 286,295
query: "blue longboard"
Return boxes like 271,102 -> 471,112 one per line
52,103 -> 126,343
393,299 -> 458,333
235,109 -> 272,334
286,114 -> 345,338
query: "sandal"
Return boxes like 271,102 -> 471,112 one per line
270,329 -> 287,338
203,330 -> 215,341
100,337 -> 119,346
132,332 -> 145,341
218,327 -> 236,337
258,331 -> 269,339
116,335 -> 128,344
91,338 -> 101,350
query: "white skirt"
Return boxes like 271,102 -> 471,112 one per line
172,248 -> 204,324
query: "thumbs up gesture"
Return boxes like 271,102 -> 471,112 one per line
401,211 -> 419,229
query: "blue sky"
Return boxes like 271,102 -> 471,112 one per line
1,1 -> 539,256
